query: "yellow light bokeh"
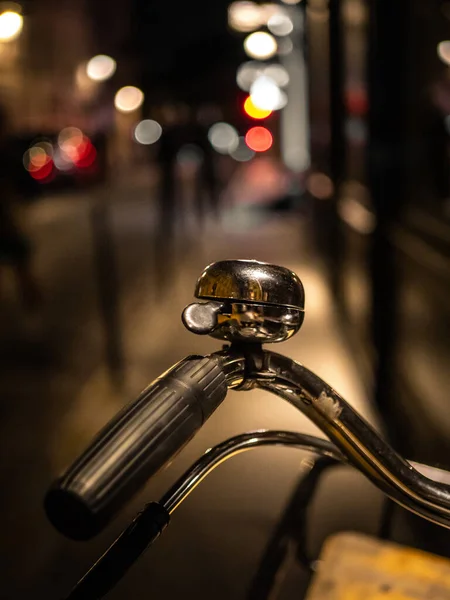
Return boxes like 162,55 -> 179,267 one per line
0,10 -> 23,42
244,96 -> 272,119
114,86 -> 144,113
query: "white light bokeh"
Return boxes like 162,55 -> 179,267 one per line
53,149 -> 73,172
208,122 -> 239,154
230,137 -> 255,162
260,3 -> 283,21
264,64 -> 290,88
0,10 -> 23,41
114,86 -> 144,113
250,76 -> 287,111
86,55 -> 116,82
338,196 -> 376,235
133,119 -> 162,145
277,37 -> 293,56
281,0 -> 302,4
228,1 -> 262,32
236,61 -> 265,91
58,127 -> 83,151
267,13 -> 294,36
437,41 -> 450,66
244,31 -> 277,60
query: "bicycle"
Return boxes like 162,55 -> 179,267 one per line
44,259 -> 450,599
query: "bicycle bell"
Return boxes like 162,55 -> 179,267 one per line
182,259 -> 305,343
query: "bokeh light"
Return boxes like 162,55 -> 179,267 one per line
244,31 -> 277,60
23,140 -> 54,182
236,61 -> 265,91
306,172 -> 334,199
267,13 -> 294,36
53,149 -> 73,172
437,41 -> 450,66
114,86 -> 144,113
237,62 -> 290,92
343,0 -> 368,26
58,127 -> 83,152
57,127 -> 96,169
245,126 -> 273,152
208,122 -> 239,154
260,3 -> 284,21
0,9 -> 23,42
338,196 -> 376,235
30,160 -> 54,181
263,64 -> 290,88
23,142 -> 53,173
281,0 -> 302,4
277,38 -> 293,55
244,96 -> 272,119
133,119 -> 162,145
250,76 -> 287,111
228,1 -> 262,32
86,55 -> 116,82
230,137 -> 255,162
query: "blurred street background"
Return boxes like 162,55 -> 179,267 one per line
0,0 -> 450,598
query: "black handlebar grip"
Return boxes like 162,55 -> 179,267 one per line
45,355 -> 227,540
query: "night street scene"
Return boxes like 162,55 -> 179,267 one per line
1,1 -> 450,599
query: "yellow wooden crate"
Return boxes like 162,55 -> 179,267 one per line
306,531 -> 450,599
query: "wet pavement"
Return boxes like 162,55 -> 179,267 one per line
0,169 -> 379,599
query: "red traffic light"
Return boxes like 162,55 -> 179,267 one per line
245,126 -> 273,152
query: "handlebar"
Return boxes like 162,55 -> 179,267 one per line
45,355 -> 228,540
46,345 -> 450,540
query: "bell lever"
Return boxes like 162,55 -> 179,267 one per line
182,301 -> 226,335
